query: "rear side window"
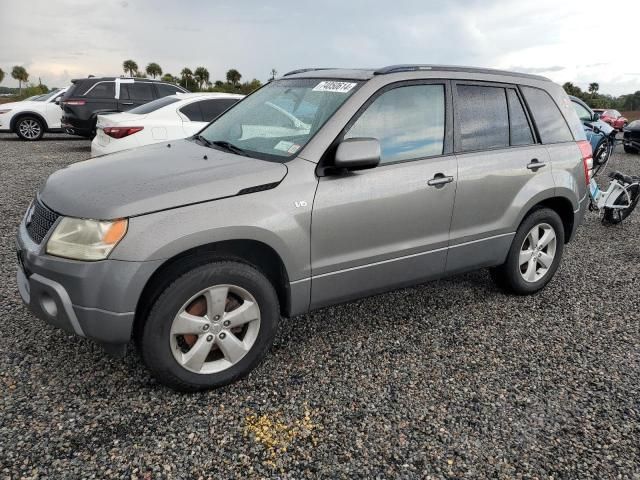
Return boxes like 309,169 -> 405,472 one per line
157,83 -> 184,97
506,89 -> 534,146
180,102 -> 203,121
521,86 -> 573,144
345,84 -> 445,164
129,83 -> 155,101
199,99 -> 239,122
86,82 -> 115,98
456,84 -> 509,151
129,96 -> 180,114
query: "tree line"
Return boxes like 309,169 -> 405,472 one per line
121,60 -> 268,95
563,81 -> 640,112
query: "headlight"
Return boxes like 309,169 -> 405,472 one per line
0,109 -> 12,115
46,217 -> 128,261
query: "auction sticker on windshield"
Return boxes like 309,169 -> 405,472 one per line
312,81 -> 357,93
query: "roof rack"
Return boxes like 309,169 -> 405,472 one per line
373,64 -> 550,81
283,68 -> 336,77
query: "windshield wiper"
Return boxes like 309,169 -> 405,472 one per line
211,140 -> 247,156
193,134 -> 213,147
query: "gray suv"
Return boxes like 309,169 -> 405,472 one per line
16,65 -> 591,391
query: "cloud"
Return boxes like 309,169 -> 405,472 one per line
0,0 -> 639,96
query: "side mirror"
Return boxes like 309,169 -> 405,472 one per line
592,112 -> 600,121
334,138 -> 381,171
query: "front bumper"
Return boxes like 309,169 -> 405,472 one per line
16,218 -> 163,349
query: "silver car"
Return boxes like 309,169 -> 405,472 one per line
16,65 -> 591,391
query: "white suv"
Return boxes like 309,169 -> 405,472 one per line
0,88 -> 68,141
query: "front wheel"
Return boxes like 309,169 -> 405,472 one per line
140,261 -> 280,391
15,116 -> 44,141
603,185 -> 640,224
490,208 -> 565,295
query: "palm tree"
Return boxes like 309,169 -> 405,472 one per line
269,68 -> 278,81
0,68 -> 4,85
226,69 -> 242,86
122,59 -> 138,77
181,68 -> 193,90
11,66 -> 29,95
194,67 -> 209,90
146,62 -> 162,79
588,82 -> 599,97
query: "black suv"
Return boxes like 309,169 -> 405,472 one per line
60,77 -> 188,138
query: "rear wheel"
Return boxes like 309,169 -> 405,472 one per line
490,208 -> 564,294
140,261 -> 280,391
15,116 -> 44,141
624,145 -> 638,154
603,185 -> 640,224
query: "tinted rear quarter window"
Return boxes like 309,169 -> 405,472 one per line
199,99 -> 239,122
180,102 -> 203,121
86,82 -> 115,98
456,84 -> 509,151
521,86 -> 573,143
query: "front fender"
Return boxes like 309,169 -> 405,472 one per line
10,111 -> 49,131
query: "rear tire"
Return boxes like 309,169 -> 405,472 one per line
140,261 -> 279,392
490,208 -> 565,295
603,185 -> 640,224
15,116 -> 44,141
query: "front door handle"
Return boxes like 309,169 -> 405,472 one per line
527,159 -> 547,171
427,174 -> 454,187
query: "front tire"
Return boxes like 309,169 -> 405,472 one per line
603,185 -> 640,224
490,208 -> 565,295
15,116 -> 44,141
140,261 -> 280,391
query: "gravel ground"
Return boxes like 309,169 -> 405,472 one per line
0,133 -> 639,479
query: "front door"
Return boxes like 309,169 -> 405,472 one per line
310,82 -> 457,308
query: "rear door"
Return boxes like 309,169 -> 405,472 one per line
119,82 -> 155,111
446,82 -> 551,274
311,81 -> 457,308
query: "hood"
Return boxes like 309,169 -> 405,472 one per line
40,139 -> 287,219
1,100 -> 41,110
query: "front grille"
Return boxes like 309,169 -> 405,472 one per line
26,199 -> 59,244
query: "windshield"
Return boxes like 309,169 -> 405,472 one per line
33,89 -> 63,102
129,95 -> 181,114
197,78 -> 361,161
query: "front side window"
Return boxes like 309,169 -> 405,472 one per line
457,84 -> 509,151
86,82 -> 115,98
521,86 -> 573,144
345,84 -> 445,164
572,100 -> 593,122
198,78 -> 361,161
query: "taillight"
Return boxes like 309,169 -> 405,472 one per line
578,140 -> 593,185
103,126 -> 144,139
62,99 -> 86,106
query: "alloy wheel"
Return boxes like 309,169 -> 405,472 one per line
518,223 -> 557,283
18,119 -> 42,139
169,284 -> 261,374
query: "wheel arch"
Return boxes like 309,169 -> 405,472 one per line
10,111 -> 49,131
133,239 -> 291,342
520,196 -> 576,243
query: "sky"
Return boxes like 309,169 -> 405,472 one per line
1,0 -> 639,96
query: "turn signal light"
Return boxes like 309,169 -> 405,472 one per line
63,99 -> 86,106
103,126 -> 144,139
577,140 -> 593,184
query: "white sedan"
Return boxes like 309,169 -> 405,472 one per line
0,87 -> 68,140
91,93 -> 243,157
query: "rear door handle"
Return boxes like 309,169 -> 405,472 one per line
121,102 -> 134,105
527,159 -> 547,171
427,174 -> 454,187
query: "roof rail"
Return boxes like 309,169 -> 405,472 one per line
283,68 -> 335,77
373,64 -> 550,81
